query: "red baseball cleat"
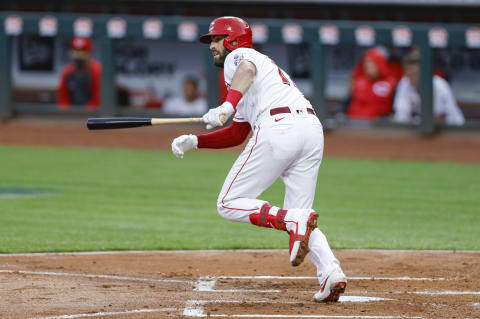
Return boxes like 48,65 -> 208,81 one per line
288,211 -> 318,267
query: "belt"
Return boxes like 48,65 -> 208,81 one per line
270,107 -> 316,116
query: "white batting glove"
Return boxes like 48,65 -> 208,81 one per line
171,134 -> 198,159
202,101 -> 235,130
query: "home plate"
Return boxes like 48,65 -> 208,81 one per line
340,296 -> 392,302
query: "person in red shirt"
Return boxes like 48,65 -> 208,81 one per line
57,37 -> 101,109
347,48 -> 397,120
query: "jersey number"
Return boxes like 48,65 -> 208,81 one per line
271,59 -> 296,87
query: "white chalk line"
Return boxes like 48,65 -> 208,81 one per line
186,298 -> 387,307
183,299 -> 395,319
4,270 -> 466,294
183,303 -> 423,319
2,249 -> 286,257
207,316 -> 424,318
2,248 -> 479,257
185,299 -> 338,305
341,296 -> 392,302
410,291 -> 480,295
207,316 -> 423,319
202,289 -> 283,293
208,275 -> 453,281
4,270 -> 474,296
0,269 -> 193,284
195,276 -> 281,293
29,308 -> 177,319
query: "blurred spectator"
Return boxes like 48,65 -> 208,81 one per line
57,37 -> 101,109
386,46 -> 404,84
346,48 -> 397,120
409,45 -> 448,80
393,51 -> 465,126
144,84 -> 164,108
163,76 -> 207,116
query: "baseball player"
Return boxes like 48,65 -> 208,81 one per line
171,16 -> 346,302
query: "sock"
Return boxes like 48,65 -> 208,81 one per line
307,228 -> 340,281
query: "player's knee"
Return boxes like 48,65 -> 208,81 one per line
216,202 -> 230,219
216,195 -> 237,220
217,193 -> 228,216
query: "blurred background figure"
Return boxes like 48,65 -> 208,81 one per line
163,76 -> 207,116
57,37 -> 101,109
346,48 -> 398,120
393,51 -> 465,126
385,46 -> 404,84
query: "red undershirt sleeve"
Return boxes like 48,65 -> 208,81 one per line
197,121 -> 251,149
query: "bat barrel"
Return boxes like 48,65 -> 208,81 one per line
87,118 -> 152,130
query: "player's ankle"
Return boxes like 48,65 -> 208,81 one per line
248,203 -> 287,231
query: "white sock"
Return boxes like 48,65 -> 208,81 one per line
283,208 -> 302,233
307,228 -> 340,282
268,206 -> 280,216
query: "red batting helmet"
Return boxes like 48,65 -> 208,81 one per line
199,16 -> 252,51
70,37 -> 92,52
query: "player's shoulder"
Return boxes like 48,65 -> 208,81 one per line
433,75 -> 449,88
226,47 -> 264,65
89,60 -> 102,73
230,47 -> 259,55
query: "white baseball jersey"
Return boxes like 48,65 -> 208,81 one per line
223,47 -> 312,126
393,75 -> 465,126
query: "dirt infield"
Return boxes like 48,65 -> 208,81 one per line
1,250 -> 479,318
1,117 -> 480,163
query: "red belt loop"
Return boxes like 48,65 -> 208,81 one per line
270,107 -> 316,116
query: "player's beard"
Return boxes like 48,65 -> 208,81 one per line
213,49 -> 230,68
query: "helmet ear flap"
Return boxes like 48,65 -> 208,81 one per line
223,36 -> 235,51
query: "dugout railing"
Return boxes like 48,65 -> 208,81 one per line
1,12 -> 479,134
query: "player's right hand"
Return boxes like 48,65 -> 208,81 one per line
171,134 -> 198,159
202,101 -> 235,130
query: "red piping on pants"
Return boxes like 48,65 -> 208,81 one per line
220,126 -> 261,212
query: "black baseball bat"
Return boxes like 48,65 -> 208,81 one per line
86,117 -> 204,130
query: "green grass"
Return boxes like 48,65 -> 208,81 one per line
0,145 -> 479,253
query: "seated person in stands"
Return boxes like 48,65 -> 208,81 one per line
163,76 -> 207,116
347,48 -> 397,120
393,51 -> 465,126
57,37 -> 101,109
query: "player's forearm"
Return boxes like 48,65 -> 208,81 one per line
197,121 -> 251,149
230,60 -> 256,94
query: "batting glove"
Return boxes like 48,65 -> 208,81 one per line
171,134 -> 198,159
202,101 -> 235,130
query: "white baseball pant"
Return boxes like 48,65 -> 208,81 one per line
216,109 -> 339,277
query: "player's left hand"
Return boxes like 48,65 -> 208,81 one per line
202,102 -> 235,130
171,134 -> 198,159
